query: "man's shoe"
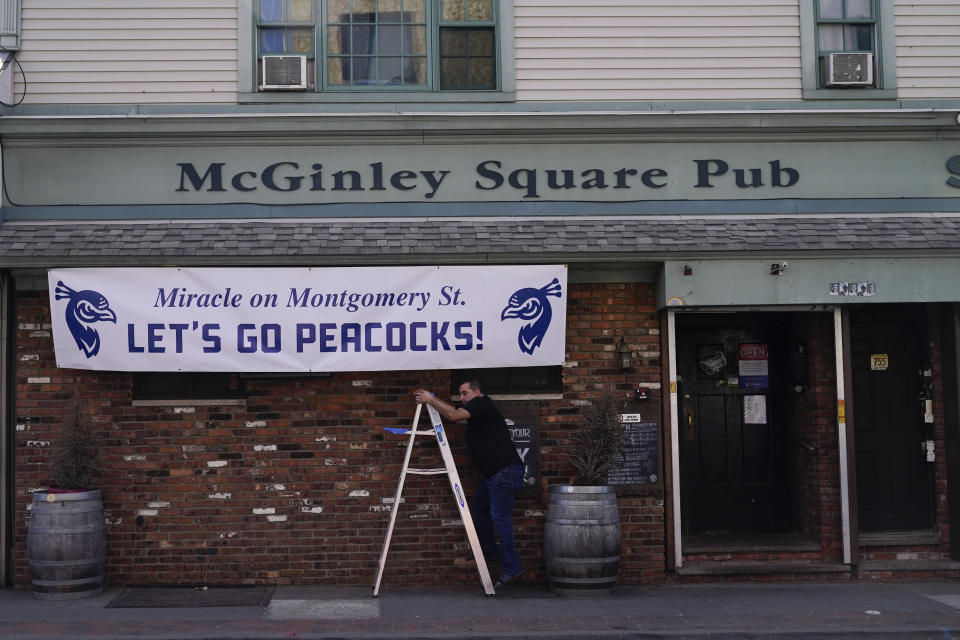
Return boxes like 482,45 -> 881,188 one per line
493,570 -> 524,588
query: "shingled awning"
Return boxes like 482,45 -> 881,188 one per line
0,214 -> 958,267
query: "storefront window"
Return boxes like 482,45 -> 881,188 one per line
451,366 -> 561,395
133,373 -> 244,400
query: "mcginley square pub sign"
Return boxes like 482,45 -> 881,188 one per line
4,141 -> 959,206
171,149 -> 960,202
175,158 -> 802,200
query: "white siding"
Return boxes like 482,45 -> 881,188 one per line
11,1 -> 958,107
16,0 -> 237,105
514,0 -> 802,102
895,0 -> 960,99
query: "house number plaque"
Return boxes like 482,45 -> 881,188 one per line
870,354 -> 889,371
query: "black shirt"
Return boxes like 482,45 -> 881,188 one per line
463,395 -> 523,478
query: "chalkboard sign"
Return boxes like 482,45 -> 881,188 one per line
498,400 -> 540,498
607,416 -> 660,486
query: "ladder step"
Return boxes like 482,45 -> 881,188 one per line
383,428 -> 436,435
374,403 -> 495,597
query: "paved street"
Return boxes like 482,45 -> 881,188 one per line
2,580 -> 960,639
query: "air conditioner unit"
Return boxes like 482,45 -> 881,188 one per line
821,52 -> 874,87
260,55 -> 307,90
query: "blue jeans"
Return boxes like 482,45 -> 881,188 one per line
471,463 -> 525,576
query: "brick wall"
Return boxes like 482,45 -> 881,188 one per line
13,282 -> 667,587
789,312 -> 842,561
556,282 -> 665,582
929,308 -> 951,552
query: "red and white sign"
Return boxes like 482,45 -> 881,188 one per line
738,343 -> 769,389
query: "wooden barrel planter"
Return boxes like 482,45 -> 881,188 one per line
544,485 -> 621,595
28,490 -> 107,600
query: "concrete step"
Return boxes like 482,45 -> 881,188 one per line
676,561 -> 851,577
859,559 -> 960,572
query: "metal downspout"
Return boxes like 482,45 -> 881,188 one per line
834,308 -> 852,565
667,310 -> 681,568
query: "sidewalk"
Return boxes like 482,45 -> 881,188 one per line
2,580 -> 960,640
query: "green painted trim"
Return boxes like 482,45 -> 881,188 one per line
660,257 -> 960,308
0,109 -> 956,149
5,198 -> 960,222
569,266 -> 657,284
499,0 -> 515,95
237,89 -> 516,103
802,88 -> 897,100
800,0 -> 898,99
238,0 -> 254,94
1,108 -> 956,140
7,97 -> 960,117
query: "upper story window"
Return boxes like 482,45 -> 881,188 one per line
258,0 -> 315,57
817,0 -> 875,54
799,0 -> 896,99
254,0 -> 499,93
816,0 -> 876,87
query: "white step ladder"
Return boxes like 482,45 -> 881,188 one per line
373,403 -> 495,596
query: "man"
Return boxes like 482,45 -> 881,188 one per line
413,381 -> 525,588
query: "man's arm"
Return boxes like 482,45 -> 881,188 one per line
413,389 -> 471,422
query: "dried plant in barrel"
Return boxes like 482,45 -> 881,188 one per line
48,398 -> 102,491
567,392 -> 625,486
29,396 -> 107,599
546,391 -> 625,595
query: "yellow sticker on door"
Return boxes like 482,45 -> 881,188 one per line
870,354 -> 889,371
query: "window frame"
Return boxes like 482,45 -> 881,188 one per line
238,0 -> 515,102
799,0 -> 897,99
450,366 -> 562,397
133,372 -> 246,401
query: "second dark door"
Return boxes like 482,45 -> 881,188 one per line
851,305 -> 933,532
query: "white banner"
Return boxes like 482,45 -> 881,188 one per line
48,266 -> 568,372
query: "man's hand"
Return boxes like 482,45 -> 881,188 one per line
413,388 -> 471,422
413,389 -> 435,405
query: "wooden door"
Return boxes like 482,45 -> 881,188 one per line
851,306 -> 933,531
678,319 -> 791,535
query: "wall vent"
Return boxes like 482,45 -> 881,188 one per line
260,55 -> 308,90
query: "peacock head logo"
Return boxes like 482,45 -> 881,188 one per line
54,281 -> 117,358
500,278 -> 562,355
